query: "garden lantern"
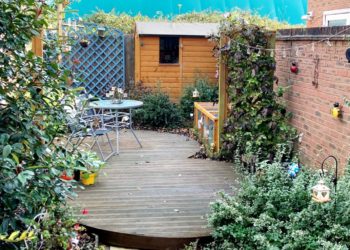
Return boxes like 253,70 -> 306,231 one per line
97,27 -> 106,38
311,156 -> 338,204
192,88 -> 199,98
311,179 -> 331,203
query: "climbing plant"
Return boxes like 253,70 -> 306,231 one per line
217,20 -> 297,169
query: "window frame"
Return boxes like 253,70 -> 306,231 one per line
323,8 -> 350,27
159,36 -> 180,65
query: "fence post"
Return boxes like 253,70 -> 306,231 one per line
218,34 -> 228,151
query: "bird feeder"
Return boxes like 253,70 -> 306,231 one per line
97,27 -> 106,38
312,179 -> 331,203
331,102 -> 342,119
192,88 -> 199,98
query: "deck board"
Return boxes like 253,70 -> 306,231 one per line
71,130 -> 240,249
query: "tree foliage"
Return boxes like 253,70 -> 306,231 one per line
85,10 -> 297,34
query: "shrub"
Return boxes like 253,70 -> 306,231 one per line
133,91 -> 183,128
179,77 -> 218,120
208,160 -> 350,249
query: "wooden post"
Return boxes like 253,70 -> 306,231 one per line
179,37 -> 184,97
134,28 -> 141,84
217,34 -> 228,150
57,3 -> 64,62
32,32 -> 43,57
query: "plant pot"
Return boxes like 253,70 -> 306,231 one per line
60,171 -> 74,181
79,41 -> 89,48
80,172 -> 97,185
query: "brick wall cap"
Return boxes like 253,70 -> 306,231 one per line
276,26 -> 350,41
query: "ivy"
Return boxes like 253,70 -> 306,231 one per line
217,20 -> 297,169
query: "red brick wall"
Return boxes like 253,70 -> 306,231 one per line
275,38 -> 350,171
307,0 -> 350,27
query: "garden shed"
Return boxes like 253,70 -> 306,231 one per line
134,22 -> 219,101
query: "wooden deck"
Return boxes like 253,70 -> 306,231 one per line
71,130 -> 240,250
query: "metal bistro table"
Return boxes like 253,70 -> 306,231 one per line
89,99 -> 143,155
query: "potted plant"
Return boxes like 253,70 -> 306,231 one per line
79,151 -> 105,185
79,39 -> 89,48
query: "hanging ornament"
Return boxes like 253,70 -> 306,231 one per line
345,48 -> 350,63
282,49 -> 287,58
290,62 -> 298,74
295,47 -> 300,57
311,43 -> 315,52
326,39 -> 332,47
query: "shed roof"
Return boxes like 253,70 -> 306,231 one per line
135,22 -> 220,37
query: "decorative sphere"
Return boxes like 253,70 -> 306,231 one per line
288,163 -> 300,178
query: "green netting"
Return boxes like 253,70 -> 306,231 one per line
69,0 -> 307,25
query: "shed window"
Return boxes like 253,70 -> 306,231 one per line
159,37 -> 179,64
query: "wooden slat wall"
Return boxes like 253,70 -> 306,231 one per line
136,35 -> 217,102
182,37 -> 217,88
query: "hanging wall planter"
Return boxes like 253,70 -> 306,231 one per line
79,39 -> 89,48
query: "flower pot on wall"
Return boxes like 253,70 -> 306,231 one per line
79,40 -> 89,48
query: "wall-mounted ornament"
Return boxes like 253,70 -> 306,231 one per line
290,62 -> 298,74
331,102 -> 342,119
312,55 -> 320,88
79,39 -> 89,48
345,48 -> 350,63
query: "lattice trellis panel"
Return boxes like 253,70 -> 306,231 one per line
62,23 -> 125,96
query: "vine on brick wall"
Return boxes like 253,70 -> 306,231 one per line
216,20 -> 297,170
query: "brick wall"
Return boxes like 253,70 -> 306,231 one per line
275,27 -> 350,171
307,0 -> 350,27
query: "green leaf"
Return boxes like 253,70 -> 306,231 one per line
11,153 -> 19,165
3,145 -> 12,158
17,170 -> 35,186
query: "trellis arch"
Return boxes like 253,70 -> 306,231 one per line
62,23 -> 125,96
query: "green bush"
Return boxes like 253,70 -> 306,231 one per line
208,161 -> 350,249
179,77 -> 218,120
133,91 -> 183,128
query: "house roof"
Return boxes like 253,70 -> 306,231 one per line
135,22 -> 220,37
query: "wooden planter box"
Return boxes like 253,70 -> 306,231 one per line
194,102 -> 219,152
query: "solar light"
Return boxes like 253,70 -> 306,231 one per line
192,88 -> 199,98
